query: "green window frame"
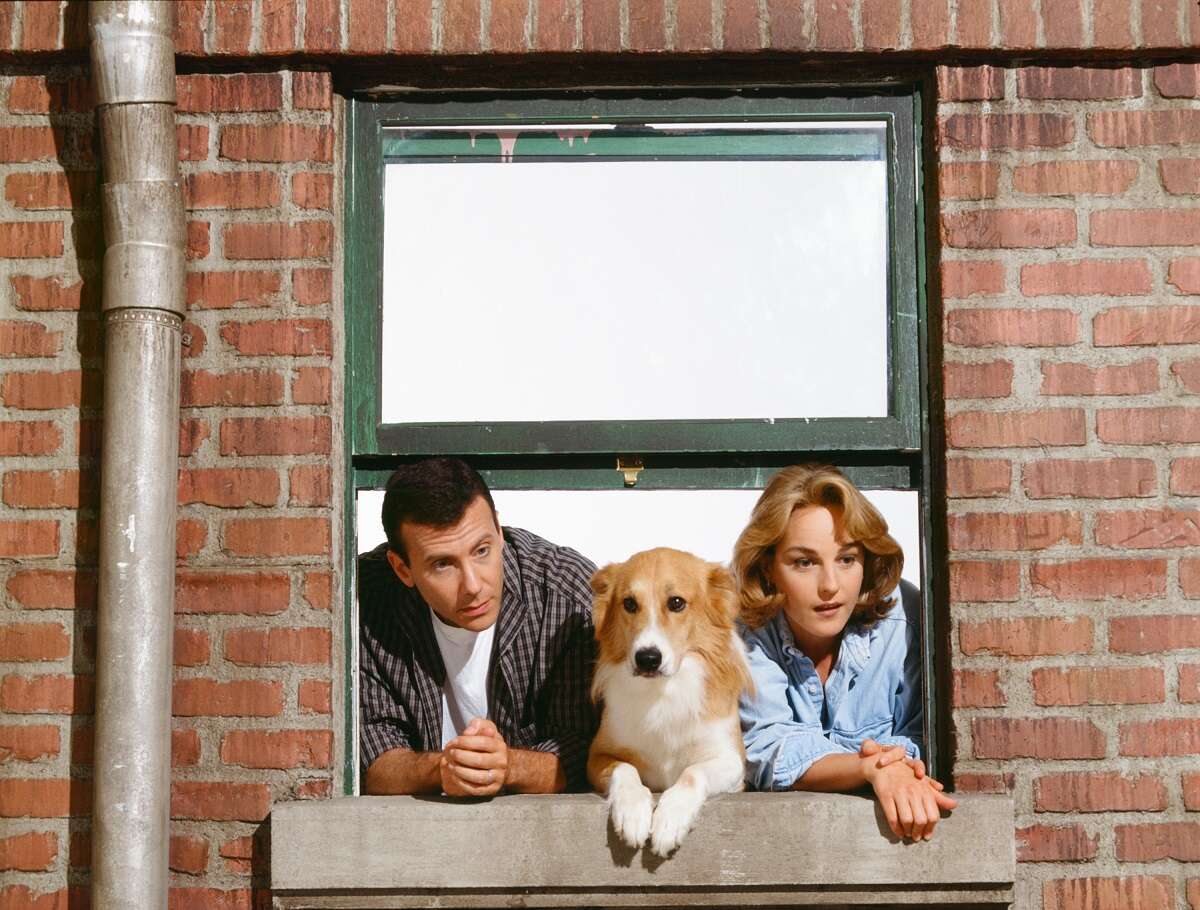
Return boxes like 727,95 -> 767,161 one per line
343,86 -> 942,792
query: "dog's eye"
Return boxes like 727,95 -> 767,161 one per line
667,596 -> 686,612
622,596 -> 638,613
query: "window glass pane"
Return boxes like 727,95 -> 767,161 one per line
380,122 -> 889,425
356,487 -> 920,587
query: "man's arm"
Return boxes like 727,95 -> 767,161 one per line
443,720 -> 566,794
363,747 -> 443,795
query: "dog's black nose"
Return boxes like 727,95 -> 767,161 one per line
634,647 -> 662,673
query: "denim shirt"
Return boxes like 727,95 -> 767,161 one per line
739,579 -> 923,791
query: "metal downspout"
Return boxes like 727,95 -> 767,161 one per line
88,3 -> 185,907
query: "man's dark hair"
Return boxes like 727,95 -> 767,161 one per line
381,457 -> 497,562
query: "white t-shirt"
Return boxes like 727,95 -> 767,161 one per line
428,611 -> 495,748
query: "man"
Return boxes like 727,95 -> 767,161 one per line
358,457 -> 597,795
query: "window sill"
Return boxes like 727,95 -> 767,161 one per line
271,791 -> 1014,908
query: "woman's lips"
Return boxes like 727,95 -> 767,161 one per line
813,603 -> 842,615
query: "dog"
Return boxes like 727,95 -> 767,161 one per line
587,547 -> 753,857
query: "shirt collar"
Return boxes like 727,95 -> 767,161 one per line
770,607 -> 875,675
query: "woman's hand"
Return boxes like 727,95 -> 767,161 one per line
859,739 -> 943,788
860,747 -> 957,841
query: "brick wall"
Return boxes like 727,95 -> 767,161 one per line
0,2 -> 1197,909
941,62 -> 1200,910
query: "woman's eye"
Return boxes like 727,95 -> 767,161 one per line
839,555 -> 857,565
667,596 -> 686,612
794,559 -> 812,569
622,596 -> 638,613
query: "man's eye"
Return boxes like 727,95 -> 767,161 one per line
667,596 -> 686,612
476,546 -> 490,558
622,597 -> 638,613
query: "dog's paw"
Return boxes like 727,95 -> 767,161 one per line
609,780 -> 653,849
649,783 -> 704,857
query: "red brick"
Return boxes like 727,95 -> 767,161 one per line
1012,160 -> 1138,197
289,465 -> 331,506
291,172 -> 333,211
949,511 -> 1081,551
181,369 -> 284,408
944,361 -> 1011,399
1180,666 -> 1200,703
177,74 -> 283,112
1093,0 -> 1134,47
1032,558 -> 1167,600
1095,305 -> 1200,345
910,0 -> 950,48
860,0 -> 901,48
1033,666 -> 1164,706
170,888 -> 254,910
1018,66 -> 1139,99
0,624 -> 70,662
1022,259 -> 1151,297
581,0 -> 620,50
937,66 -> 1006,101
299,679 -> 332,713
961,616 -> 1092,657
630,0 -> 668,48
954,0 -> 993,46
175,1 -> 205,54
1121,719 -> 1200,756
6,569 -> 93,611
187,220 -> 210,260
173,729 -> 202,767
443,0 -> 482,53
1109,615 -> 1200,654
179,418 -> 210,457
1141,0 -> 1184,45
940,114 -> 1074,150
941,261 -> 1005,298
294,779 -> 332,799
185,172 -> 281,210
1172,458 -> 1200,493
177,124 -> 209,161
176,519 -> 206,562
0,320 -> 61,357
1036,772 -> 1168,813
1024,458 -> 1156,499
171,781 -> 270,822
219,318 -> 331,356
946,458 -> 1011,497
394,0 -> 434,52
220,124 -> 333,163
1097,508 -> 1200,548
942,209 -> 1076,249
174,629 -> 210,668
1017,823 -> 1097,863
293,268 -> 332,306
1156,63 -> 1200,98
1160,159 -> 1200,195
0,778 -> 89,817
8,77 -> 91,114
293,72 -> 332,111
292,366 -> 331,406
224,221 -> 332,260
1041,360 -> 1159,396
0,724 -> 60,762
214,0 -> 253,52
224,627 -> 331,666
220,416 -> 332,456
973,717 -> 1105,759
0,222 -> 63,258
10,276 -> 87,312
945,308 -> 1077,346
220,730 -> 333,769
177,468 -> 279,508
1090,110 -> 1200,148
1044,877 -> 1173,910
0,420 -> 60,457
1,370 -> 93,410
952,669 -> 1005,707
223,518 -> 330,558
1116,822 -> 1200,861
3,469 -> 92,509
1186,559 -> 1200,596
303,0 -> 340,51
261,0 -> 299,51
348,0 -> 389,52
1097,407 -> 1200,444
5,172 -> 93,211
169,834 -> 208,875
175,572 -> 291,616
186,270 -> 282,310
766,0 -> 806,48
1040,0 -> 1086,46
0,831 -> 57,871
948,409 -> 1086,448
0,127 -> 60,164
172,679 -> 284,718
535,0 -> 576,50
939,162 -> 998,200
949,560 -> 1020,602
676,0 -> 713,50
811,0 -> 853,48
954,772 -> 1014,793
0,521 -> 58,558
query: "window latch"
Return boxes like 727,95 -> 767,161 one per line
616,456 -> 644,488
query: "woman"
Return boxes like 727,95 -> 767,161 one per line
733,464 -> 956,840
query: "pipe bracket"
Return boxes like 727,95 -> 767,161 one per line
103,308 -> 183,330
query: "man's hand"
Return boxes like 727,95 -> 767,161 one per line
440,718 -> 509,797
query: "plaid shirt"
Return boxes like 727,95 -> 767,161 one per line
358,526 -> 598,790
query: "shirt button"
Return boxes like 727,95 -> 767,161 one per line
807,682 -> 820,694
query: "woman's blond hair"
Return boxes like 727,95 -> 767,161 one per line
732,464 -> 903,630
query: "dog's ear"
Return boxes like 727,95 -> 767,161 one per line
707,562 -> 739,625
589,563 -> 617,629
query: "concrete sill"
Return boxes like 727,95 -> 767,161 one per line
271,791 -> 1014,909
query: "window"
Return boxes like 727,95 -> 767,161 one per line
344,87 -> 936,791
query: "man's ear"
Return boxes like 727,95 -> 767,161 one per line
386,548 -> 415,588
589,563 -> 616,629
